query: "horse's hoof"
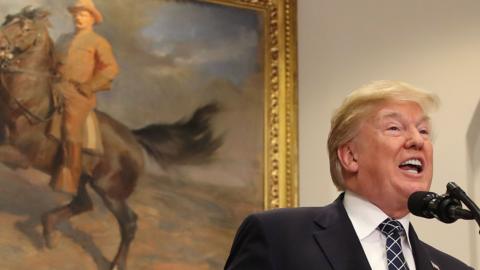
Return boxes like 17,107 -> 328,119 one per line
41,214 -> 59,249
44,230 -> 60,249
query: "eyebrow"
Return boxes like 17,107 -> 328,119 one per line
378,111 -> 431,125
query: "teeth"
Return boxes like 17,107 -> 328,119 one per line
399,158 -> 423,174
400,159 -> 422,167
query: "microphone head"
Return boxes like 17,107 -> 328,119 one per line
408,191 -> 436,219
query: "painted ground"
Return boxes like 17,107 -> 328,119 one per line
0,160 -> 259,270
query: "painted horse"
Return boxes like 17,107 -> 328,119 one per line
0,7 -> 221,270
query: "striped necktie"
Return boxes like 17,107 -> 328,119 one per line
378,218 -> 410,270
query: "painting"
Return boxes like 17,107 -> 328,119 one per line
0,0 -> 297,269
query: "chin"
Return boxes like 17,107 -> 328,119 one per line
404,185 -> 430,198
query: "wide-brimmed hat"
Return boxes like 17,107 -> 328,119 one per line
67,0 -> 103,24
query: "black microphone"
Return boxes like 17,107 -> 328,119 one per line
408,191 -> 474,223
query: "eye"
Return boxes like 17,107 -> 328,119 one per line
387,126 -> 400,131
419,128 -> 430,135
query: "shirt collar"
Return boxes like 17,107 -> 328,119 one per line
343,191 -> 412,245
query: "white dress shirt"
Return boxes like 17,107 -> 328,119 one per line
343,191 -> 416,270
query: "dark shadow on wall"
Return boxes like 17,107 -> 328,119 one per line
465,99 -> 480,268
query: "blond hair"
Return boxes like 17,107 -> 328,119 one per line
327,80 -> 439,190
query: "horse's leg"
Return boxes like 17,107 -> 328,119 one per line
41,177 -> 93,248
91,184 -> 137,270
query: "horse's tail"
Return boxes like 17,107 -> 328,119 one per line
132,102 -> 223,165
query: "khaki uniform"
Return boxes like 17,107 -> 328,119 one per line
50,30 -> 118,193
54,30 -> 118,142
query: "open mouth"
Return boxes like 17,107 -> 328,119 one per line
399,158 -> 423,174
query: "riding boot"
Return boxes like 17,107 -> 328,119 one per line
51,141 -> 82,194
68,142 -> 83,191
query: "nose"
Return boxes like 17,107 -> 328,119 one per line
405,128 -> 424,150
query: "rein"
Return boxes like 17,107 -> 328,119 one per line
1,65 -> 53,78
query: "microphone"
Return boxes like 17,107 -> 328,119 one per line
408,191 -> 474,223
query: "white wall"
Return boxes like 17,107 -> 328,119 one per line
298,0 -> 480,267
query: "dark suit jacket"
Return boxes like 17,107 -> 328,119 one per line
224,195 -> 473,270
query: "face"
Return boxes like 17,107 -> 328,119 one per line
343,100 -> 433,218
72,10 -> 95,31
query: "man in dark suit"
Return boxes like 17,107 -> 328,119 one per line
224,80 -> 474,270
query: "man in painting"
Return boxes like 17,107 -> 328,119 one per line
224,80 -> 473,270
50,0 -> 118,194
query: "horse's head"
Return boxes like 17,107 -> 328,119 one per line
0,7 -> 50,65
0,7 -> 54,125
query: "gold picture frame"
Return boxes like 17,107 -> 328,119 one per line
206,0 -> 299,209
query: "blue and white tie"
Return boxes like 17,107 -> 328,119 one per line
378,218 -> 410,270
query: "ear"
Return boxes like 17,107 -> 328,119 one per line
337,142 -> 359,173
34,9 -> 50,21
3,15 -> 13,26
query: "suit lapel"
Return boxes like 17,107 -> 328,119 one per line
312,195 -> 372,270
409,225 -> 434,270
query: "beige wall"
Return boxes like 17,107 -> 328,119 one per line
298,0 -> 480,267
